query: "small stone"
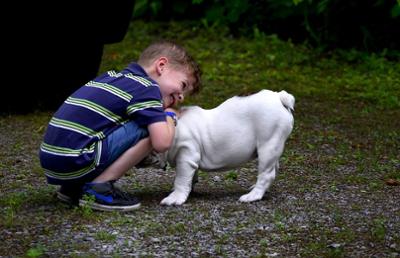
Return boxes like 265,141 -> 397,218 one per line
328,243 -> 342,249
213,176 -> 222,182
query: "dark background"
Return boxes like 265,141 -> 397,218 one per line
3,0 -> 399,114
4,0 -> 135,113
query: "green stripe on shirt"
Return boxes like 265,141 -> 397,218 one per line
127,100 -> 163,114
65,97 -> 124,124
85,80 -> 132,102
124,73 -> 154,87
40,142 -> 95,157
44,141 -> 103,180
50,117 -> 105,139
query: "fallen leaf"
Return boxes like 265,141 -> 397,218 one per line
385,178 -> 400,186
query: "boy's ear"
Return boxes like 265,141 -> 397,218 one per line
156,57 -> 168,75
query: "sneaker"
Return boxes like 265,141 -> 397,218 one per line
57,184 -> 83,205
79,181 -> 141,211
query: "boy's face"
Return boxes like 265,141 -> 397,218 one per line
157,65 -> 193,109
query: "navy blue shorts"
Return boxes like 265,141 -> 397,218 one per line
98,121 -> 149,171
71,121 -> 148,185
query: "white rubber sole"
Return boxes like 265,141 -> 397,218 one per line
57,191 -> 73,204
79,199 -> 141,212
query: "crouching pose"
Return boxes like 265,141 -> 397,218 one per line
160,90 -> 295,205
39,40 -> 201,211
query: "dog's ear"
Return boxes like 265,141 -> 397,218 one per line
135,151 -> 162,169
135,155 -> 154,169
157,152 -> 168,170
135,151 -> 169,170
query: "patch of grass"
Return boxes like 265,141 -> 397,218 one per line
0,187 -> 55,228
95,230 -> 117,241
109,213 -> 135,227
344,174 -> 369,185
0,191 -> 27,227
272,211 -> 286,231
197,170 -> 209,180
224,171 -> 238,181
381,158 -> 400,181
370,218 -> 387,243
168,221 -> 186,234
26,245 -> 46,258
78,195 -> 96,218
335,227 -> 356,244
138,220 -> 165,237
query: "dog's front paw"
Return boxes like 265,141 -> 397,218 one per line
160,191 -> 188,206
239,190 -> 264,203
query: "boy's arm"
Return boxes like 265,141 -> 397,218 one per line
147,115 -> 176,153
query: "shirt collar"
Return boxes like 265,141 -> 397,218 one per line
124,62 -> 148,76
123,62 -> 158,86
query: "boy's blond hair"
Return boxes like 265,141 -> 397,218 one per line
138,40 -> 202,95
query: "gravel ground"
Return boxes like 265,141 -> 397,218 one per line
1,99 -> 399,257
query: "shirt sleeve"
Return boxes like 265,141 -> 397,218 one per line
126,85 -> 166,127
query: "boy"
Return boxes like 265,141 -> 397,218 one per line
39,40 -> 201,211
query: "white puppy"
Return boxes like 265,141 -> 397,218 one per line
160,89 -> 295,205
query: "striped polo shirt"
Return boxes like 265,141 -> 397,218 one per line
39,63 -> 166,184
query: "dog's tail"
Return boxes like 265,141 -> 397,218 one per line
279,90 -> 295,113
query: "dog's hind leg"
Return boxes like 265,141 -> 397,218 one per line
239,139 -> 284,202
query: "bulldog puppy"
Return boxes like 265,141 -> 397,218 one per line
160,89 -> 295,205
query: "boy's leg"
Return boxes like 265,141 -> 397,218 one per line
80,121 -> 152,211
92,138 -> 152,183
57,182 -> 85,205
